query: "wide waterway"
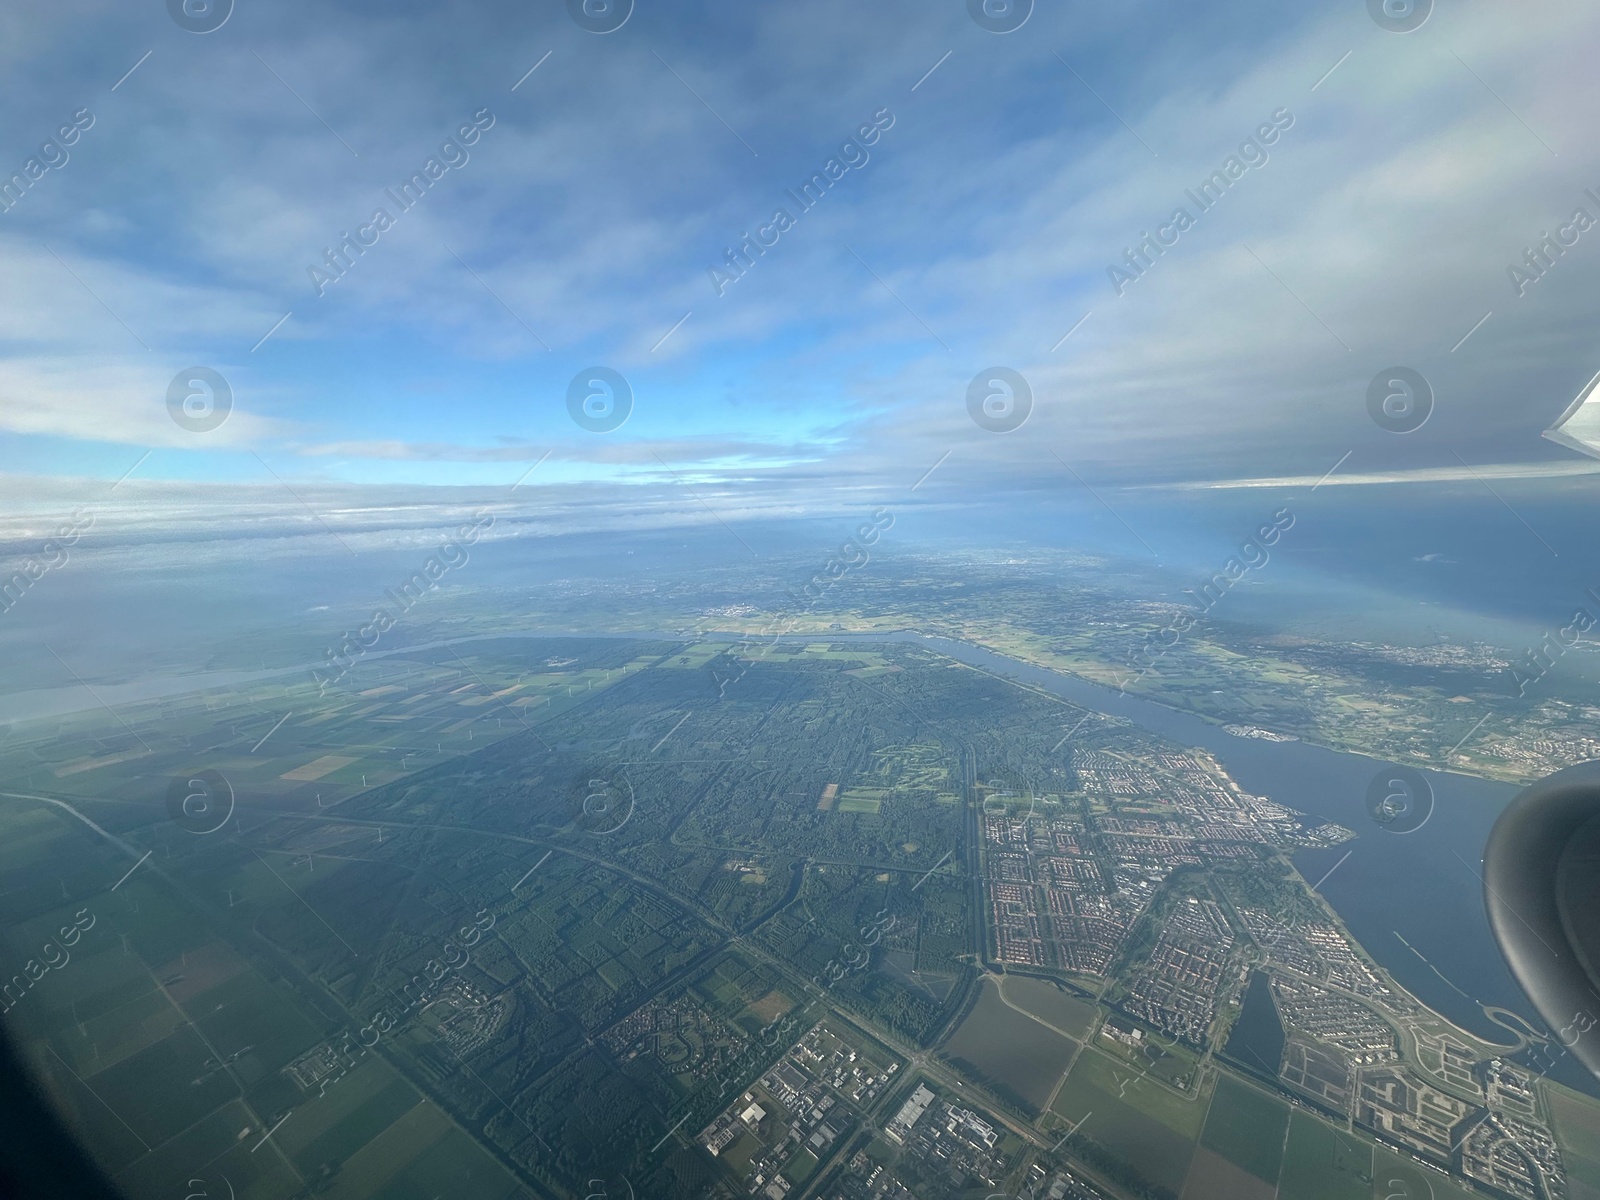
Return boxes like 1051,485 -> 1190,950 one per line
869,637 -> 1515,1017
839,632 -> 1600,1092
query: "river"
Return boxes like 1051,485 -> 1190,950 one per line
848,632 -> 1599,1095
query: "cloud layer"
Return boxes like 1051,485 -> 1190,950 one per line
4,0 -> 1600,508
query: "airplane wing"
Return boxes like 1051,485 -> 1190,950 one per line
1543,366 -> 1600,460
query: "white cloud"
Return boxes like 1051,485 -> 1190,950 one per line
1159,460 -> 1600,490
5,0 -> 1600,503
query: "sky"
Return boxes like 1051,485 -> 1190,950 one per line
5,0 -> 1600,538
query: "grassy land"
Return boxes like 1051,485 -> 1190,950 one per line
997,974 -> 1098,1038
1199,1073 -> 1289,1184
1277,1111 -> 1372,1200
1063,1046 -> 1210,1138
1372,1145 -> 1480,1200
1049,1046 -> 1210,1197
941,979 -> 1077,1115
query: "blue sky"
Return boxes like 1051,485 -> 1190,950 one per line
5,0 -> 1600,520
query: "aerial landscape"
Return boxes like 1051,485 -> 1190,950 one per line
6,575 -> 1600,1199
8,0 -> 1600,1198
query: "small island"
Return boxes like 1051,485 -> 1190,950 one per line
1224,723 -> 1300,742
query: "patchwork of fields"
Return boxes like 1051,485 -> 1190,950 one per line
3,634 -> 1599,1200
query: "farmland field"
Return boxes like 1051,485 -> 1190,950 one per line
941,978 -> 1077,1114
1050,1047 -> 1208,1196
1198,1073 -> 1289,1184
997,974 -> 1098,1038
1277,1111 -> 1372,1200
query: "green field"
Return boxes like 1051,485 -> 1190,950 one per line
1049,1047 -> 1207,1196
1062,1046 -> 1209,1137
320,1101 -> 523,1200
274,1057 -> 414,1168
1372,1145 -> 1479,1200
942,979 -> 1077,1114
1097,1028 -> 1199,1089
997,974 -> 1097,1038
836,789 -> 884,814
91,1023 -> 242,1149
1550,1080 -> 1600,1162
189,971 -> 323,1076
660,642 -> 730,668
1548,1083 -> 1600,1200
785,1148 -> 819,1184
111,1101 -> 287,1199
1277,1111 -> 1372,1200
1572,1164 -> 1600,1200
1199,1073 -> 1289,1184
